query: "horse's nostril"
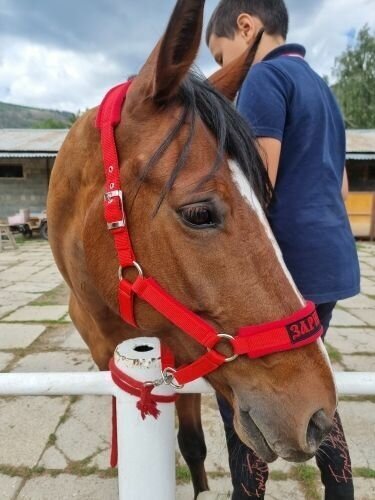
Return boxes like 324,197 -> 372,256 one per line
306,409 -> 333,450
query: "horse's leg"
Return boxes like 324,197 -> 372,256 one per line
177,394 -> 209,499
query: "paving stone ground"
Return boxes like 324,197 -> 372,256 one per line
0,240 -> 374,499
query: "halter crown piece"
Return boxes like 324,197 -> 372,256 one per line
96,80 -> 323,449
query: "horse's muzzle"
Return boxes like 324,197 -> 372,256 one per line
235,406 -> 333,463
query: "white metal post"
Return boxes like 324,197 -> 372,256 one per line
114,338 -> 176,500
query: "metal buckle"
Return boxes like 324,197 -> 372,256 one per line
104,190 -> 126,230
207,333 -> 238,363
118,261 -> 144,281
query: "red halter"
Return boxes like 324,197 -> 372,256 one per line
96,81 -> 323,388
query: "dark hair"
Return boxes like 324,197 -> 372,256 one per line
138,70 -> 272,213
206,0 -> 289,45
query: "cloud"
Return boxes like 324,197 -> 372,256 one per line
288,0 -> 375,79
0,0 -> 174,71
0,0 -> 374,111
0,37 -> 122,111
0,0 -> 180,111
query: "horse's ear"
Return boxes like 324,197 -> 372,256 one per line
151,0 -> 205,103
208,30 -> 264,101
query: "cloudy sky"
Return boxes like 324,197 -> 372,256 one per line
0,0 -> 374,113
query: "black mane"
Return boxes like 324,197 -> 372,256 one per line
141,70 -> 272,210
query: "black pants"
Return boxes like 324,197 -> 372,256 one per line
217,302 -> 354,500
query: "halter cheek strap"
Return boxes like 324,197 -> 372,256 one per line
96,81 -> 137,326
96,80 -> 323,388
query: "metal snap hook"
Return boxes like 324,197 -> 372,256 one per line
162,367 -> 184,389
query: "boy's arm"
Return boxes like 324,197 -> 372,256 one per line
342,167 -> 349,200
258,142 -> 349,197
237,63 -> 289,188
257,137 -> 282,187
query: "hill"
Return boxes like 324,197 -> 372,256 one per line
0,101 -> 75,129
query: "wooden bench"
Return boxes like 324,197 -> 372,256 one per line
0,223 -> 18,251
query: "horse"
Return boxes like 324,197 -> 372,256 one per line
47,0 -> 337,497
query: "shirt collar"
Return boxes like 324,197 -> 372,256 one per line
262,43 -> 306,62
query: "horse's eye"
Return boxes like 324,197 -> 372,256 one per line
179,204 -> 217,229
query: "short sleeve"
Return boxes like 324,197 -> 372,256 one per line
237,62 -> 290,140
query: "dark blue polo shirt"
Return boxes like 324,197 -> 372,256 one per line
237,44 -> 360,303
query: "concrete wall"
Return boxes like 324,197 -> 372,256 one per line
0,157 -> 54,219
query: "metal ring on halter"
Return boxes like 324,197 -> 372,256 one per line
162,367 -> 184,389
207,333 -> 239,363
118,261 -> 144,281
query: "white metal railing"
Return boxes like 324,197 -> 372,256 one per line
0,338 -> 374,500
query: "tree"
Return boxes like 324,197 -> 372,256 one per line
331,25 -> 375,129
33,118 -> 70,129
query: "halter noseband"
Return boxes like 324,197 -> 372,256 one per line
96,80 -> 323,388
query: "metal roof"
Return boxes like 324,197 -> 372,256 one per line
346,129 -> 375,153
0,129 -> 68,153
0,128 -> 374,155
0,152 -> 57,158
346,152 -> 375,161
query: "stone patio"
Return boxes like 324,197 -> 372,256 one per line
0,240 -> 374,499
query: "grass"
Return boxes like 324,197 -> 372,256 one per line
0,453 -> 190,482
325,342 -> 343,364
32,466 -> 46,475
66,460 -> 99,477
13,236 -> 33,246
291,464 -> 320,500
353,467 -> 375,478
0,464 -> 31,478
0,319 -> 71,325
0,464 -> 48,479
340,395 -> 375,403
269,470 -> 288,481
0,449 -> 118,480
30,283 -> 69,307
176,464 -> 191,484
12,235 -> 49,246
99,467 -> 118,478
0,283 -> 69,324
1,458 -> 374,490
208,469 -> 230,479
47,433 -> 57,447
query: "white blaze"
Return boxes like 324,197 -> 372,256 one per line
228,160 -> 304,305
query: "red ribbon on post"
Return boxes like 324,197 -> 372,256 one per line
108,347 -> 179,467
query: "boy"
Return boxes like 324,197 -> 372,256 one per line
206,1 -> 360,499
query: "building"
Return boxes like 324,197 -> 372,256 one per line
0,129 -> 68,219
346,129 -> 375,191
0,128 -> 374,235
345,130 -> 375,239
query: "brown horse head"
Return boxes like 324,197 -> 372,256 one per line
48,0 -> 336,463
